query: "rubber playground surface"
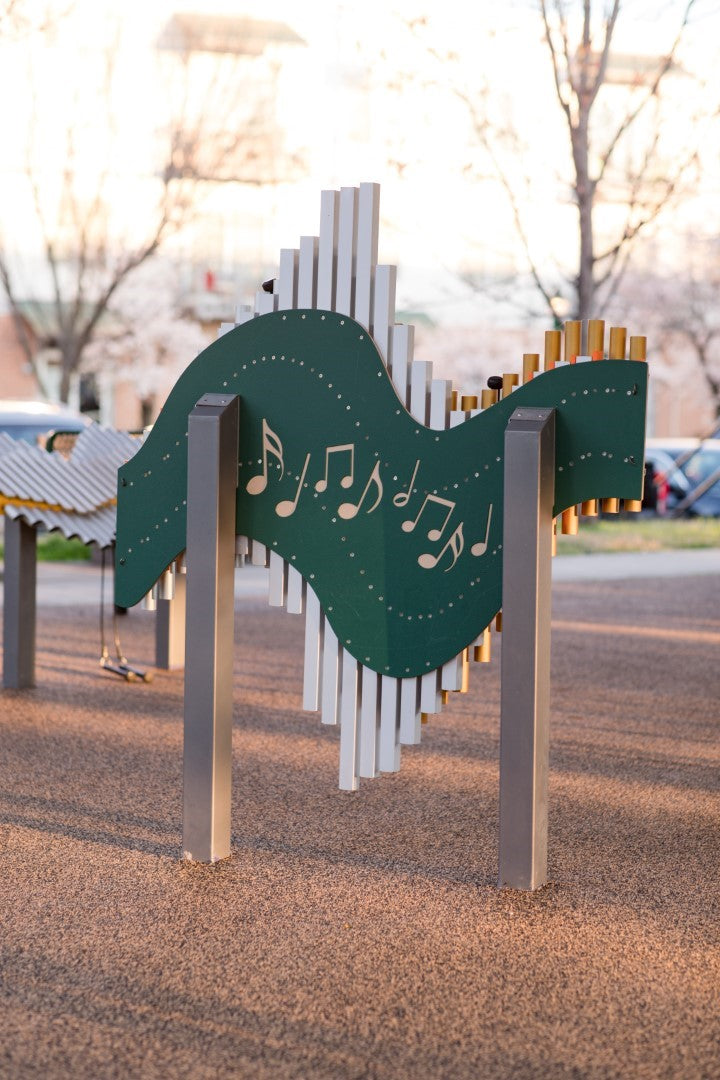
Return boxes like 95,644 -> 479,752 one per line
0,564 -> 718,1078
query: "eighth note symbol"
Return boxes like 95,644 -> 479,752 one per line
470,503 -> 493,557
338,460 -> 383,519
246,419 -> 284,495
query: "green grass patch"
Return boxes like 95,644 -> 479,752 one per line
556,515 -> 720,555
0,533 -> 91,562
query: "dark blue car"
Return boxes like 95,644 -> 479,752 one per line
645,437 -> 720,517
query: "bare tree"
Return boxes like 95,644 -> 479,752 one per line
83,260 -> 210,425
0,55 -> 192,400
382,2 -> 714,327
0,10 -> 305,402
537,0 -> 703,324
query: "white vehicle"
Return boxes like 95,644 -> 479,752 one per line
0,399 -> 92,446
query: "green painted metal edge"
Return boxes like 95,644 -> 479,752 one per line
116,309 -> 648,677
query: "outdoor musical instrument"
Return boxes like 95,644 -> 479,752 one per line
115,309 -> 647,679
113,183 -> 648,803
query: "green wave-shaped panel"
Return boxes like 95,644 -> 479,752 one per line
115,309 -> 647,677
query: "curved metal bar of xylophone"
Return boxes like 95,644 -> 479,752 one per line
115,307 -> 648,679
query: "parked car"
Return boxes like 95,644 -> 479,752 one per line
0,399 -> 92,446
643,439 -> 693,513
677,439 -> 720,517
645,436 -> 720,517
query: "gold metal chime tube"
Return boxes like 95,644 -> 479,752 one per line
560,322 -> 581,532
588,319 -> 605,360
522,353 -> 539,383
579,318 -> 604,516
564,320 -> 581,364
473,627 -> 491,663
599,324 -> 624,512
561,505 -> 579,534
544,330 -> 561,370
502,373 -> 519,398
629,336 -> 647,362
483,376 -> 504,407
601,328 -> 620,509
609,326 -> 627,360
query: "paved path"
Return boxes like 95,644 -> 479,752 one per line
3,547 -> 718,607
551,545 -> 720,580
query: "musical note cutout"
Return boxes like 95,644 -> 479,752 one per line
315,444 -> 355,493
338,460 -> 383,520
418,522 -> 464,572
393,459 -> 420,508
276,454 -> 311,518
470,503 -> 493,557
246,419 -> 285,495
402,492 -> 455,541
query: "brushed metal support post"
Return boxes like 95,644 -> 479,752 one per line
156,576 -> 186,670
182,393 -> 239,863
3,515 -> 37,689
498,407 -> 555,890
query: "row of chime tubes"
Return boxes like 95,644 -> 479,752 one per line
420,614 -> 500,718
433,353 -> 514,701
142,553 -> 186,610
548,320 -> 646,530
142,544 -> 487,713
431,318 -> 647,695
448,319 -> 647,535
143,538 -> 268,609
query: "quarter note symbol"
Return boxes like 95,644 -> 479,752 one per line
338,460 -> 383,519
470,503 -> 493,557
393,459 -> 420,508
418,522 -> 464,572
276,454 -> 311,518
315,444 -> 355,493
402,492 -> 455,541
246,419 -> 284,495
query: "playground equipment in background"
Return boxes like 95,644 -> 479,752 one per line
117,311 -> 646,678
0,425 -> 144,687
